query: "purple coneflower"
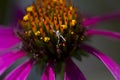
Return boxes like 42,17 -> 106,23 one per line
0,0 -> 120,80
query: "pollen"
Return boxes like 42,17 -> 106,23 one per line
35,31 -> 41,36
69,6 -> 73,11
60,25 -> 67,29
26,6 -> 34,12
70,31 -> 74,35
40,37 -> 43,40
44,37 -> 50,42
71,20 -> 76,26
62,43 -> 66,46
23,15 -> 29,21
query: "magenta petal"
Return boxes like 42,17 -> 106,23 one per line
0,51 -> 26,75
64,58 -> 86,80
82,12 -> 120,26
4,59 -> 33,80
0,36 -> 21,52
42,63 -> 55,80
0,26 -> 14,34
85,29 -> 120,40
80,44 -> 120,80
0,27 -> 21,52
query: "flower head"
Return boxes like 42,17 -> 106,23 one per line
0,0 -> 120,80
18,0 -> 86,65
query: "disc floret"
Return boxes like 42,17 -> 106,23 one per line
19,0 -> 86,63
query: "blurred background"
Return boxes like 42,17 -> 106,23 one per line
0,0 -> 120,80
0,0 -> 13,25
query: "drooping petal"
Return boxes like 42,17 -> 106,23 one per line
0,27 -> 21,52
41,62 -> 55,80
80,44 -> 120,80
0,51 -> 26,75
4,59 -> 33,80
85,29 -> 120,40
82,12 -> 120,27
64,58 -> 86,80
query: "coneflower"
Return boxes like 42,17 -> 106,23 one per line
0,0 -> 120,80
